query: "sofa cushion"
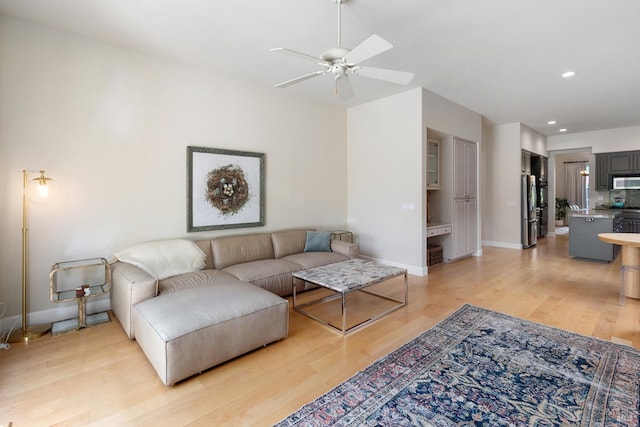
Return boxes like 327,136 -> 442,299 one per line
271,229 -> 313,259
211,233 -> 274,270
281,252 -> 348,270
222,259 -> 301,283
304,231 -> 332,252
133,282 -> 288,385
113,239 -> 206,280
193,240 -> 214,270
222,259 -> 303,296
158,269 -> 241,294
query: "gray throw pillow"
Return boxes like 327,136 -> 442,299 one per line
304,231 -> 332,252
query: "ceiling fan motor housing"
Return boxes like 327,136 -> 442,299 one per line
321,47 -> 351,63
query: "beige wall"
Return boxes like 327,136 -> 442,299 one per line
347,87 -> 481,275
482,123 -> 547,247
347,88 -> 424,273
548,125 -> 640,153
483,123 -> 522,248
0,15 -> 348,322
521,124 -> 548,157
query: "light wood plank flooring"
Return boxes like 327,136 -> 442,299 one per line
1,234 -> 639,426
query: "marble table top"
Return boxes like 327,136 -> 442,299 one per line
292,259 -> 406,293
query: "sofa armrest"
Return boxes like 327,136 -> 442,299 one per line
330,240 -> 360,259
110,261 -> 158,339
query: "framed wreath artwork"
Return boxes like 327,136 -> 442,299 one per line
187,146 -> 265,232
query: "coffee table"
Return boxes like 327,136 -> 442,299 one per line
292,259 -> 408,334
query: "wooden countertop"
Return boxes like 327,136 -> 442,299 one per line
598,233 -> 640,247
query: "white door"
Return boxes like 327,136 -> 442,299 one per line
453,139 -> 478,199
465,143 -> 478,199
466,198 -> 478,254
453,199 -> 468,258
452,198 -> 478,258
453,140 -> 467,199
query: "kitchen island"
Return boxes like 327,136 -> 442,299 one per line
568,210 -> 621,261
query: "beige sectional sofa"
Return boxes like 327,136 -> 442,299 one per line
110,228 -> 359,385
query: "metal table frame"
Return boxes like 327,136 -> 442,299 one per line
292,260 -> 408,335
49,257 -> 111,334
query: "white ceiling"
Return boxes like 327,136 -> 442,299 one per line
1,0 -> 639,136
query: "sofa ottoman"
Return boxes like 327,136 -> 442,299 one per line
132,281 -> 289,386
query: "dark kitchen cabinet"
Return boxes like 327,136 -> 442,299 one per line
609,152 -> 634,174
621,219 -> 640,233
596,154 -> 609,190
621,212 -> 640,233
634,152 -> 640,171
595,150 -> 640,190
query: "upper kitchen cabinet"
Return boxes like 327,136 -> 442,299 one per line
609,152 -> 634,174
427,138 -> 440,190
454,139 -> 478,199
595,150 -> 640,190
596,154 -> 609,190
634,152 -> 640,171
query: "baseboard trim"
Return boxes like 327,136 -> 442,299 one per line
482,241 -> 522,250
1,296 -> 110,334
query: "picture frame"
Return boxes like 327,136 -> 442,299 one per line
187,146 -> 265,232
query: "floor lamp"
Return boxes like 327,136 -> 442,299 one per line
8,170 -> 53,343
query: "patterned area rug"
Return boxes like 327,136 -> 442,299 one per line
277,304 -> 640,426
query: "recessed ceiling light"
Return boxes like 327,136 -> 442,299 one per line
548,120 -> 557,125
561,71 -> 575,78
559,128 -> 568,132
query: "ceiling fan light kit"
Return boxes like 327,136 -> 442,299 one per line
271,0 -> 413,99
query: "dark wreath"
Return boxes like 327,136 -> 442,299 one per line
205,164 -> 249,215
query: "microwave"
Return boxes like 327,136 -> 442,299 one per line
613,176 -> 640,190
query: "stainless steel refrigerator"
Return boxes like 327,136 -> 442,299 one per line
522,174 -> 537,248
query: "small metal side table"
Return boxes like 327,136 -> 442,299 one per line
330,230 -> 353,243
49,257 -> 111,334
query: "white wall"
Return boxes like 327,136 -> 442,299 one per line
483,123 -> 522,248
0,15 -> 348,322
521,124 -> 548,157
422,90 -> 482,143
481,123 -> 547,248
548,125 -> 640,153
347,88 -> 423,273
424,90 -> 483,263
347,87 -> 481,275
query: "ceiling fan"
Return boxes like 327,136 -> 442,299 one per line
271,0 -> 414,100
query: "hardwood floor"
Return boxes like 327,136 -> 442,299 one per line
1,234 -> 639,426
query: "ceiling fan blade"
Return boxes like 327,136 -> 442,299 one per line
336,75 -> 354,100
352,66 -> 414,85
274,69 -> 328,88
270,47 -> 329,66
343,34 -> 393,65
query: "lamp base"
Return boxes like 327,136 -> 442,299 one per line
8,324 -> 52,343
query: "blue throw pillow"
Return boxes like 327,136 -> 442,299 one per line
304,231 -> 332,252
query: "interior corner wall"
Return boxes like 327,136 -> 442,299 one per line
347,88 -> 424,273
0,15 -> 347,321
421,89 -> 482,143
520,124 -> 548,157
483,123 -> 521,248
